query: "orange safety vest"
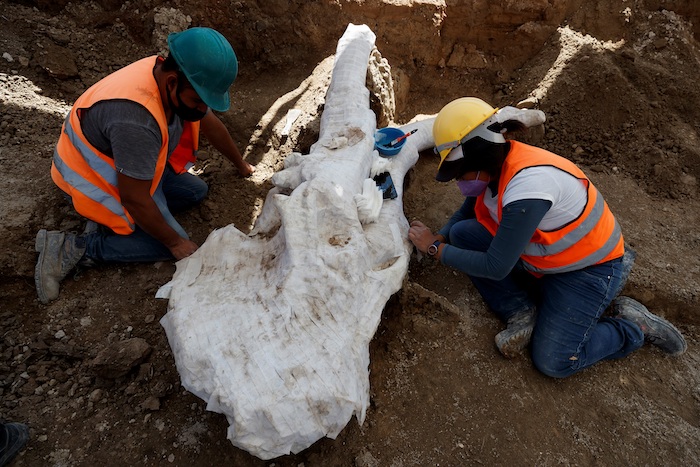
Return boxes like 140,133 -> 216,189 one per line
169,120 -> 200,174
474,141 -> 624,274
51,56 -> 169,235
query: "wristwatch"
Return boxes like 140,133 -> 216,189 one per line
427,240 -> 441,256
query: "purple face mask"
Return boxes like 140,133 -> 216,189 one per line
456,172 -> 489,197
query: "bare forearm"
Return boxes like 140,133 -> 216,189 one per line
201,112 -> 254,175
125,198 -> 197,259
118,173 -> 198,259
123,197 -> 181,247
215,137 -> 247,169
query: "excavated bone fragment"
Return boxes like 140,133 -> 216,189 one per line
157,23 -> 435,460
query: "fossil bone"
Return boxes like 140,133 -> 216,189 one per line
157,23 -> 435,460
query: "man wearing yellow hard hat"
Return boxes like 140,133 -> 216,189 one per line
35,27 -> 254,304
408,97 -> 686,377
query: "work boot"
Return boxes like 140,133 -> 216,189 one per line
0,422 -> 30,466
495,308 -> 536,359
611,296 -> 687,356
34,229 -> 86,304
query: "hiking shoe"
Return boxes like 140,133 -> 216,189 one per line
495,308 -> 536,359
34,229 -> 86,304
0,422 -> 29,466
611,296 -> 687,356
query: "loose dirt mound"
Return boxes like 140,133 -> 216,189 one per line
1,1 -> 698,466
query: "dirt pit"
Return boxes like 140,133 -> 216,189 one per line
1,0 -> 699,465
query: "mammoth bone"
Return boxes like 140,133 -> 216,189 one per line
157,23 -> 435,460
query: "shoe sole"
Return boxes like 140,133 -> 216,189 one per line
495,327 -> 533,359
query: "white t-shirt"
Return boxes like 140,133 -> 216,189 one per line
482,166 -> 588,231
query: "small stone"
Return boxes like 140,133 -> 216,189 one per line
140,396 -> 161,411
653,38 -> 668,49
55,330 -> 66,340
680,173 -> 697,187
90,338 -> 152,379
88,388 -> 103,402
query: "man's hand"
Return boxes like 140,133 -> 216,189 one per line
167,237 -> 199,260
236,160 -> 255,177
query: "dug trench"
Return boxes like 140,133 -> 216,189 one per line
1,0 -> 699,465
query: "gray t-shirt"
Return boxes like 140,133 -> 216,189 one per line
79,99 -> 183,180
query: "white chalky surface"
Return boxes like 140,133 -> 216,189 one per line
158,24 -> 435,459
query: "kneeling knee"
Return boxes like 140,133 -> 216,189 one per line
531,351 -> 578,379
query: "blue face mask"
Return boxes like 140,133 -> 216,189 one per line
456,172 -> 489,197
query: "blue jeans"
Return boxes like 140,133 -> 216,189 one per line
83,166 -> 208,263
447,219 -> 644,378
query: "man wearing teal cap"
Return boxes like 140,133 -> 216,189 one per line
34,27 -> 255,304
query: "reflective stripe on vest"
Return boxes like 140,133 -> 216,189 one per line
475,141 -> 624,274
51,56 -> 169,235
524,218 -> 623,274
52,116 -> 135,231
522,187 -> 605,256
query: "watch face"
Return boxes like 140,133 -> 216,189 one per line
428,244 -> 438,255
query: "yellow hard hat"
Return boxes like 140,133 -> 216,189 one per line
433,97 -> 498,168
